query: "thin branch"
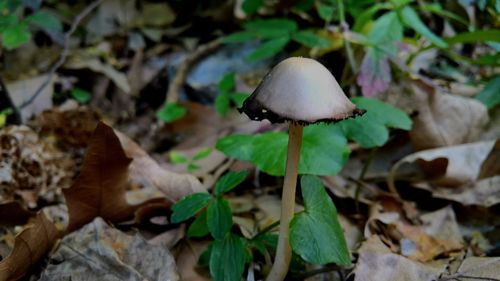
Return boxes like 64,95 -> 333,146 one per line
18,0 -> 104,110
165,38 -> 221,104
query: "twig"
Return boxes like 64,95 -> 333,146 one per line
165,38 -> 221,103
18,0 -> 104,110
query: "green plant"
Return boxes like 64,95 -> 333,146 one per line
156,102 -> 187,123
215,72 -> 249,117
70,87 -> 91,104
0,108 -> 12,128
169,148 -> 212,172
171,171 -> 350,281
224,18 -> 330,61
0,0 -> 62,49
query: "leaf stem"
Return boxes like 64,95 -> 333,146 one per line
336,0 -> 357,74
265,122 -> 303,281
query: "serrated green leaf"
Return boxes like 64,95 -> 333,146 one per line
26,10 -> 62,32
210,233 -> 246,281
292,30 -> 330,48
223,31 -> 255,43
317,3 -> 336,22
218,72 -> 235,93
193,147 -> 213,161
242,0 -> 263,14
188,210 -> 209,238
247,36 -> 290,61
340,97 -> 412,148
171,193 -> 212,223
207,198 -> 233,240
216,124 -> 349,176
2,23 -> 30,49
290,175 -> 351,265
169,151 -> 188,164
0,14 -> 18,32
476,76 -> 500,109
70,88 -> 91,104
156,102 -> 187,123
230,92 -> 250,107
215,94 -> 230,117
215,170 -> 248,195
401,6 -> 448,48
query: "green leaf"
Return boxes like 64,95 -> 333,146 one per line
290,175 -> 351,265
187,163 -> 200,171
218,72 -> 235,93
247,36 -> 290,61
418,3 -> 468,26
340,97 -> 412,148
215,170 -> 248,195
171,193 -> 212,223
207,198 -> 233,240
242,0 -> 263,14
1,23 -> 30,49
169,151 -> 188,164
193,147 -> 213,161
187,210 -> 209,238
210,233 -> 246,281
293,0 -> 315,11
368,11 -> 403,54
25,10 -> 62,32
401,6 -> 448,48
0,14 -> 18,32
156,102 -> 187,123
317,3 -> 336,22
292,31 -> 330,48
445,30 -> 500,45
223,31 -> 255,43
230,92 -> 250,107
215,94 -> 230,117
352,3 -> 392,32
476,76 -> 500,109
70,88 -> 91,104
216,124 -> 349,176
244,18 -> 298,33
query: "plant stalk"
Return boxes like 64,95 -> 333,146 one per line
266,122 -> 303,281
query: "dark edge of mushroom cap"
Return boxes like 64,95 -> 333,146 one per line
238,97 -> 366,125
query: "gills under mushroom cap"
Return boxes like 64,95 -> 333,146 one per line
239,57 -> 365,124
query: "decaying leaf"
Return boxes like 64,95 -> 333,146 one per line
354,236 -> 446,281
174,241 -> 211,281
63,122 -> 136,233
409,82 -> 489,150
41,217 -> 179,281
115,129 -> 206,202
0,201 -> 34,226
0,212 -> 59,281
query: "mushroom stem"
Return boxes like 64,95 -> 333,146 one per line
266,122 -> 303,281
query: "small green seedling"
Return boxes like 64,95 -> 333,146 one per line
169,148 -> 212,172
70,88 -> 92,104
215,72 -> 249,117
156,102 -> 187,123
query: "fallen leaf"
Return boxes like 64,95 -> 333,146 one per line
175,241 -> 211,281
354,236 -> 446,281
63,122 -> 136,233
0,212 -> 59,281
409,82 -> 489,150
7,74 -> 54,122
0,201 -> 34,226
445,257 -> 500,279
40,217 -> 179,281
115,129 -> 206,202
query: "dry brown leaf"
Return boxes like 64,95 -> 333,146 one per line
41,217 -> 179,281
444,257 -> 500,280
409,82 -> 489,150
115,129 -> 206,202
389,140 -> 496,188
7,74 -> 54,122
354,236 -> 446,281
0,212 -> 59,281
63,122 -> 136,233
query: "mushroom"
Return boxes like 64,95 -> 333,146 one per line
239,57 -> 365,281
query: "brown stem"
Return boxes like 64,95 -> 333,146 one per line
266,122 -> 303,281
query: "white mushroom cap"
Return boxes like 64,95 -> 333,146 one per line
240,57 -> 365,124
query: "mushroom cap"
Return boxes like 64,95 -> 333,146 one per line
239,57 -> 365,124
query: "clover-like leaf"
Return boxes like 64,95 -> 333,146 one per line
171,193 -> 212,223
214,171 -> 248,195
210,233 -> 246,281
207,198 -> 233,240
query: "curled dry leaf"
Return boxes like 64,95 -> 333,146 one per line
115,128 -> 206,202
0,201 -> 34,226
41,218 -> 179,281
63,122 -> 136,233
0,212 -> 59,281
409,82 -> 489,150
